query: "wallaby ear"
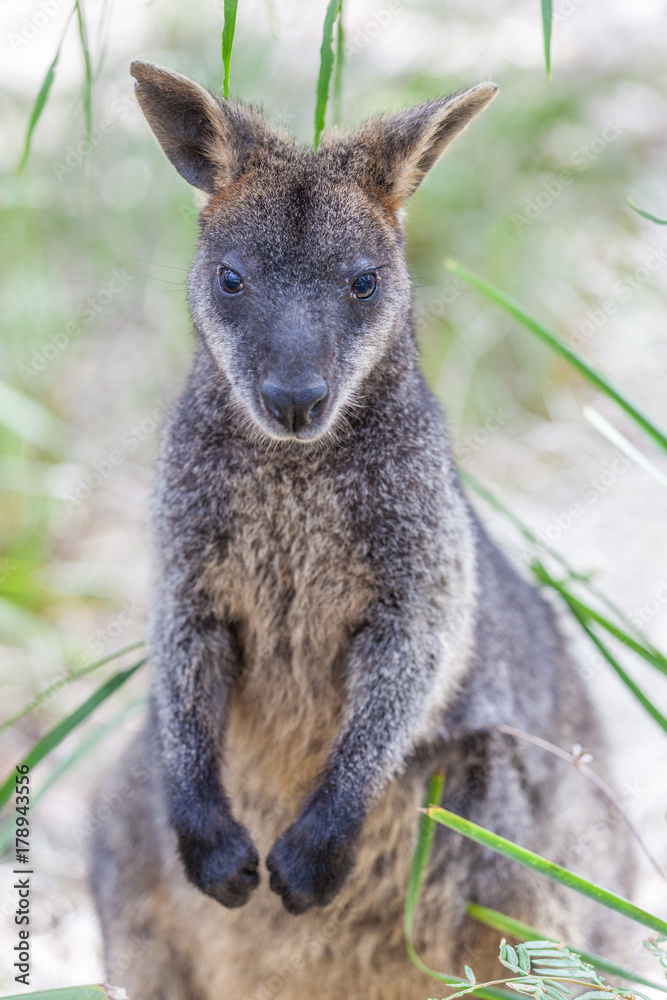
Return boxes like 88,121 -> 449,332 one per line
342,82 -> 498,209
130,60 -> 248,193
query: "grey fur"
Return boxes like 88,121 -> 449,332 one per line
90,62 -> 634,999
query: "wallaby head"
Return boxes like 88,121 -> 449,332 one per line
130,61 -> 497,443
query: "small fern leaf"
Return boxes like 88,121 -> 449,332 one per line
537,970 -> 595,980
464,966 -> 476,984
542,979 -> 571,994
525,949 -> 566,959
544,986 -> 570,1000
533,957 -> 584,964
524,941 -> 564,951
534,962 -> 592,975
517,944 -> 531,972
503,944 -> 521,972
644,934 -> 667,970
575,992 -> 617,1000
510,978 -> 543,995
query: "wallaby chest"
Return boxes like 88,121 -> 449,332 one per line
199,457 -> 377,808
202,459 -> 376,662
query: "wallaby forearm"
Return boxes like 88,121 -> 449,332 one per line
151,593 -> 260,907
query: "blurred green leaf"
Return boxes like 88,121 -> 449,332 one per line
0,659 -> 145,812
76,0 -> 93,145
628,198 -> 667,225
541,0 -> 553,79
0,382 -> 65,454
222,0 -> 239,99
314,0 -> 342,148
426,806 -> 667,935
446,260 -> 667,455
467,904 -> 667,992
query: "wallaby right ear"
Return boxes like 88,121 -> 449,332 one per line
130,60 -> 242,193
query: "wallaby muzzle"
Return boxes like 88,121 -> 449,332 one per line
261,379 -> 329,433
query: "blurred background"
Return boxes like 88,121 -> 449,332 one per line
1,0 -> 667,989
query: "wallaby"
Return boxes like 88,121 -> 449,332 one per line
90,61 -> 633,1000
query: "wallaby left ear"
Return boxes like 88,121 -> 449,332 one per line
338,82 -> 498,208
130,60 -> 271,194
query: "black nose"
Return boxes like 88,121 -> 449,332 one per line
261,380 -> 329,432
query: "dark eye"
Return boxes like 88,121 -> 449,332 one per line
217,266 -> 244,294
351,272 -> 378,300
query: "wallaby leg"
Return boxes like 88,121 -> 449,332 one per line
90,723 -> 207,1000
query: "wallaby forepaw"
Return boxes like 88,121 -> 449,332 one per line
266,820 -> 356,915
179,821 -> 260,908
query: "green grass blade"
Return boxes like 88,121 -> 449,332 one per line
0,697 -> 147,853
18,4 -> 76,174
461,471 -> 664,657
583,405 -> 667,491
19,51 -> 60,175
445,260 -> 667,455
580,623 -> 667,735
332,10 -> 344,125
532,562 -> 667,678
0,641 -> 145,735
541,0 -> 553,79
554,598 -> 667,735
221,0 -> 239,99
405,772 -> 445,934
628,198 -> 667,225
76,0 -> 93,145
426,807 -> 667,936
0,988 -> 122,1000
31,697 -> 147,805
467,904 -> 667,992
461,473 -> 667,734
314,0 -> 342,148
0,659 -> 145,812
